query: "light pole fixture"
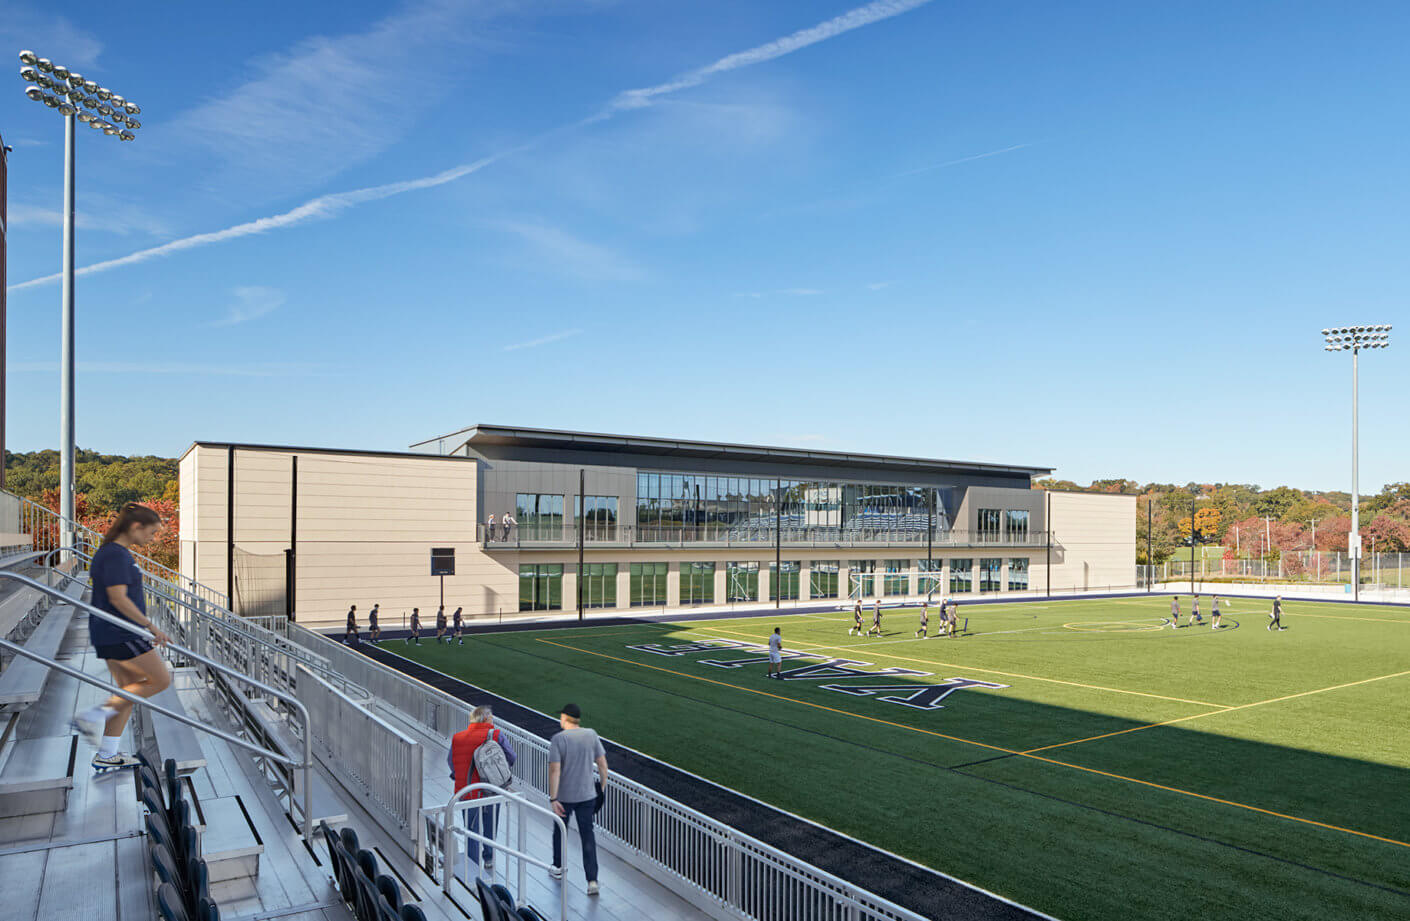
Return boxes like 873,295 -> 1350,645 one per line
16,49 -> 143,548
1322,324 -> 1392,601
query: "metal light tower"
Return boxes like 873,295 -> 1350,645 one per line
1323,324 -> 1391,602
18,51 -> 141,546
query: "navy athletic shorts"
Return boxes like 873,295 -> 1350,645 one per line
96,638 -> 154,661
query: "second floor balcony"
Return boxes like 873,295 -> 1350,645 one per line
479,521 -> 1053,551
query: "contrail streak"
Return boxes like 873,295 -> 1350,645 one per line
8,0 -> 936,293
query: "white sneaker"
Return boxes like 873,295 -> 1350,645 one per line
548,866 -> 563,880
71,707 -> 115,747
92,752 -> 139,775
587,881 -> 600,896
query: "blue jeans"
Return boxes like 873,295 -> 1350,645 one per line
551,799 -> 598,883
461,802 -> 498,866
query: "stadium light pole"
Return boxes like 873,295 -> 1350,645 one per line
1323,325 -> 1391,602
18,51 -> 141,548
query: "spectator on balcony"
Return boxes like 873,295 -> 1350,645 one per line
344,605 -> 358,645
549,703 -> 609,896
450,705 -> 517,874
485,514 -> 497,543
72,503 -> 173,775
502,513 -> 516,541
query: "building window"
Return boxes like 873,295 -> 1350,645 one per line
848,560 -> 876,598
629,562 -> 668,606
581,563 -> 617,608
1008,558 -> 1029,591
883,559 -> 909,596
726,562 -> 759,602
1005,510 -> 1030,542
949,558 -> 973,594
575,496 -> 620,541
682,562 -> 715,605
810,561 -> 839,599
980,558 -> 1002,592
516,493 -> 565,540
917,559 -> 943,598
977,509 -> 1002,542
519,564 -> 563,611
769,561 -> 801,601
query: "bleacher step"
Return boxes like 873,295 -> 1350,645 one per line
0,735 -> 77,818
148,686 -> 207,775
0,605 -> 78,710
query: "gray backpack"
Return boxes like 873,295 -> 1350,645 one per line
473,729 -> 513,789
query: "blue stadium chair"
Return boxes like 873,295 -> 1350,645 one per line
474,879 -> 508,921
149,843 -> 181,890
354,849 -> 383,921
320,822 -> 350,895
490,883 -> 516,915
185,854 -> 211,918
156,882 -> 191,921
146,813 -> 176,856
516,907 -> 550,921
198,898 -> 220,921
376,874 -> 402,913
400,905 -> 428,921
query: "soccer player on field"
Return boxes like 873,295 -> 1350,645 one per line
767,628 -> 784,680
1268,595 -> 1286,631
850,601 -> 863,636
1169,595 -> 1181,628
916,601 -> 929,638
435,605 -> 447,643
1191,594 -> 1202,625
1211,595 -> 1223,630
453,606 -> 464,645
345,605 -> 358,645
947,598 -> 960,637
868,599 -> 883,637
407,607 -> 422,645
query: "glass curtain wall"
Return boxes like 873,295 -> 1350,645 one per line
1008,558 -> 1029,591
917,559 -> 943,598
581,563 -> 617,608
848,560 -> 876,598
978,509 -> 1003,542
1006,510 -> 1030,542
519,564 -> 563,611
769,561 -> 801,601
516,494 -> 565,540
574,496 -> 620,541
635,472 -> 952,543
726,562 -> 759,602
883,559 -> 909,595
980,558 -> 1002,592
629,562 -> 668,606
810,561 -> 839,599
681,562 -> 715,605
950,558 -> 973,593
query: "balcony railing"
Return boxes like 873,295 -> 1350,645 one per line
479,522 -> 1052,550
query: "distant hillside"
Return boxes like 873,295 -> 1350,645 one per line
1036,478 -> 1410,562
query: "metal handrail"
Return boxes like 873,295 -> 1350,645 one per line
435,782 -> 568,918
0,569 -> 316,840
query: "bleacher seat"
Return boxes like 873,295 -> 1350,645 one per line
157,881 -> 191,921
400,906 -> 428,921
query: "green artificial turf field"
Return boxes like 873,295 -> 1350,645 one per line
394,596 -> 1410,920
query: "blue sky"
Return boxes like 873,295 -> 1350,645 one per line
3,0 -> 1407,492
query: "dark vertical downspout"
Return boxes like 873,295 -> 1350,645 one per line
577,468 -> 585,622
287,455 -> 298,620
226,445 -> 235,608
775,479 -> 782,609
1045,490 -> 1052,599
1146,496 -> 1152,592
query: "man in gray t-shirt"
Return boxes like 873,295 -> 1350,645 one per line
548,703 -> 609,894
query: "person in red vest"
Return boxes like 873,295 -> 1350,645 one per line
449,705 -> 517,873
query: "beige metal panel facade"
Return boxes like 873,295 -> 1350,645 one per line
1039,490 -> 1137,593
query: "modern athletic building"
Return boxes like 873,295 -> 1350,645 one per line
178,424 -> 1135,625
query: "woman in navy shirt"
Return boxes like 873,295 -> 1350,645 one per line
72,503 -> 172,774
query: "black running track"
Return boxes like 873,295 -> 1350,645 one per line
357,641 -> 1045,921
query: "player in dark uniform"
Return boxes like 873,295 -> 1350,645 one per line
916,601 -> 929,638
435,605 -> 447,643
1268,595 -> 1286,631
407,607 -> 421,645
1169,595 -> 1181,629
1191,594 -> 1203,626
868,599 -> 883,637
344,605 -> 358,645
1210,595 -> 1223,630
452,606 -> 464,645
947,598 -> 960,637
368,604 -> 381,643
849,601 -> 864,636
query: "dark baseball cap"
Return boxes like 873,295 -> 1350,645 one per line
559,703 -> 582,719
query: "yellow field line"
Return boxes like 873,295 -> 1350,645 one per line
536,638 -> 1410,851
1024,668 -> 1410,755
689,624 -> 1233,708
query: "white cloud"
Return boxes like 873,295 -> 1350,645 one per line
214,286 -> 287,327
8,0 -> 936,294
11,360 -> 330,377
170,0 -> 486,194
605,0 -> 935,113
894,143 -> 1033,178
496,221 -> 644,282
6,137 -> 49,148
0,9 -> 103,69
502,329 -> 583,352
867,281 -> 893,290
7,201 -> 172,237
779,287 -> 823,296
